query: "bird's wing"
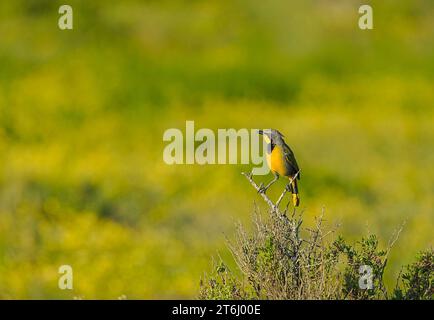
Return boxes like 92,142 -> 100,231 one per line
282,143 -> 301,179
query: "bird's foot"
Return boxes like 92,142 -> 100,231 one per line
258,183 -> 267,194
285,184 -> 292,192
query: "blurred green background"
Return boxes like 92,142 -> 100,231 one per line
0,0 -> 433,299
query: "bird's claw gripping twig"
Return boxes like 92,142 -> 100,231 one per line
245,171 -> 302,216
242,172 -> 277,213
258,183 -> 267,194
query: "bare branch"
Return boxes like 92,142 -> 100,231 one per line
241,172 -> 279,214
242,170 -> 301,216
275,187 -> 289,209
276,170 -> 300,209
386,219 -> 407,258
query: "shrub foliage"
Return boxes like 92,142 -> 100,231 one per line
199,174 -> 433,300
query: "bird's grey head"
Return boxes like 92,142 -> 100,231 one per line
258,129 -> 285,144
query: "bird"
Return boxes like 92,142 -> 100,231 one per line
258,129 -> 301,207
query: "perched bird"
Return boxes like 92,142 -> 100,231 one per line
258,129 -> 301,207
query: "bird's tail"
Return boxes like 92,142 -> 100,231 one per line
290,178 -> 300,207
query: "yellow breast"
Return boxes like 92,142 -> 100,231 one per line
266,145 -> 288,176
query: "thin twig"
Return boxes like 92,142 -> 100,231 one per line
242,170 -> 301,215
241,172 -> 279,214
275,187 -> 289,209
386,220 -> 406,257
276,170 -> 300,209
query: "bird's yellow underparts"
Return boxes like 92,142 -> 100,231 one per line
258,129 -> 301,207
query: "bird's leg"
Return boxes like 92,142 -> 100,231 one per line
285,183 -> 293,192
258,172 -> 279,193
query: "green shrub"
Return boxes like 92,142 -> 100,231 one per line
199,174 -> 431,300
393,249 -> 433,300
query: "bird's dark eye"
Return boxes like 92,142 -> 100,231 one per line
270,140 -> 275,151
